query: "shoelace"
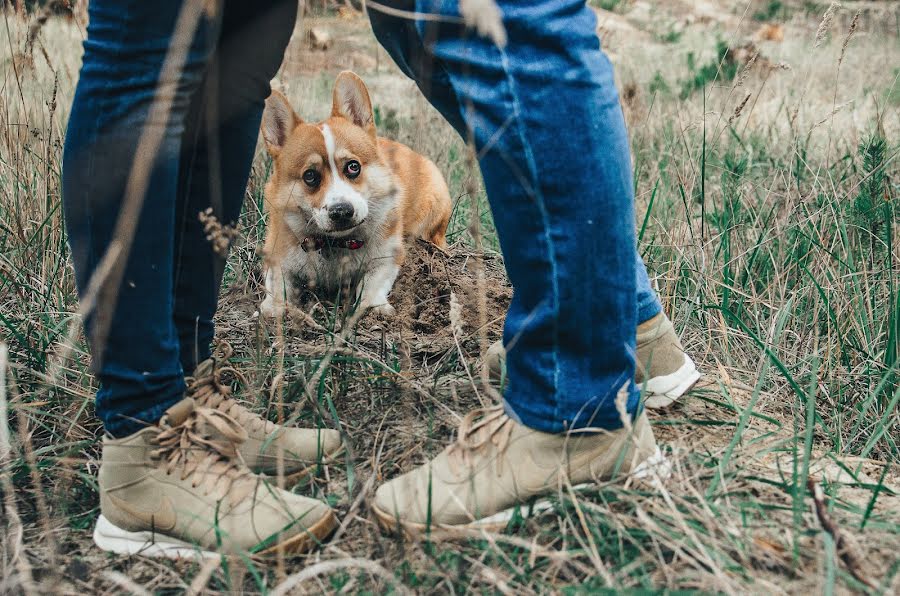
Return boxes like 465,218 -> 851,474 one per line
151,407 -> 255,503
448,404 -> 516,475
187,360 -> 275,436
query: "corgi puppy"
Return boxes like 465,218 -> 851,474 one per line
258,71 -> 451,318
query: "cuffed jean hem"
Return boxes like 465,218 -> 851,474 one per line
502,385 -> 640,434
636,255 -> 663,324
97,377 -> 186,438
637,294 -> 662,324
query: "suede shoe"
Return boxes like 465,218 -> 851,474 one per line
93,399 -> 337,559
372,405 -> 668,533
483,312 -> 701,408
187,359 -> 344,483
634,312 -> 701,407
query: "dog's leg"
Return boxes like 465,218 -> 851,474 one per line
359,261 -> 400,316
259,208 -> 300,319
358,239 -> 404,316
260,261 -> 295,318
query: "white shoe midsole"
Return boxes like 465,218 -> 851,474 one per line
642,355 -> 702,408
93,515 -> 217,560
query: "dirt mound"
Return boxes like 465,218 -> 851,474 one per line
387,240 -> 511,356
216,238 -> 511,389
220,239 -> 509,332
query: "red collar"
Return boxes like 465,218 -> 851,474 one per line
301,236 -> 365,252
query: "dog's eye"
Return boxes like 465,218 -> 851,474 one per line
302,169 -> 320,187
344,160 -> 361,179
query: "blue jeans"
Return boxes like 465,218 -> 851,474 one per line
370,0 -> 662,432
62,0 -> 297,437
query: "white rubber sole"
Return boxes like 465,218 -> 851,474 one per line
642,354 -> 702,409
373,447 -> 672,533
93,515 -> 216,560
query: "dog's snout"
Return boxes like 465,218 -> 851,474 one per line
328,202 -> 355,223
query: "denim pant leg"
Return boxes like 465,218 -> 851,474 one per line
371,0 -> 640,431
371,2 -> 663,332
62,1 -> 218,437
172,0 -> 297,374
368,4 -> 468,135
636,257 -> 662,323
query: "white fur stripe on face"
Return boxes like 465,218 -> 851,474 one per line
320,124 -> 340,186
319,124 -> 369,222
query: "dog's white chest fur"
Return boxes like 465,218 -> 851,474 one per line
261,206 -> 402,317
284,230 -> 401,301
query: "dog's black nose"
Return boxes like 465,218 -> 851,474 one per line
328,202 -> 354,223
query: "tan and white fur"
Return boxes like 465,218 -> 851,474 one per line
258,71 -> 451,318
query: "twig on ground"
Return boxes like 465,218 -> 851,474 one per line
186,556 -> 222,596
101,570 -> 152,596
807,479 -> 876,590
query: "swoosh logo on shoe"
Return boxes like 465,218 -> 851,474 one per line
106,494 -> 178,532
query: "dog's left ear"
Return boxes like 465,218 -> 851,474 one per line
331,71 -> 375,137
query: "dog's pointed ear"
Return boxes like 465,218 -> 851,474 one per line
261,90 -> 300,156
331,71 -> 375,136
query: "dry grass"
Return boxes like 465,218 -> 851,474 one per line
1,1 -> 899,593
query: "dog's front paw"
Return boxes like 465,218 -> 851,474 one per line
259,296 -> 284,319
368,302 -> 396,317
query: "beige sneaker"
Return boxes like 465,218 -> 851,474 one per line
483,312 -> 701,409
371,405 -> 668,533
93,399 -> 337,559
634,312 -> 701,408
187,359 -> 344,483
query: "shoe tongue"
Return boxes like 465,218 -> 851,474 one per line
162,398 -> 196,426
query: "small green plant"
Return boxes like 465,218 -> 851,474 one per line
373,104 -> 400,138
754,0 -> 786,21
655,27 -> 683,44
591,0 -> 624,12
849,132 -> 897,393
802,1 -> 821,16
648,71 -> 670,96
850,133 -> 890,243
679,39 -> 739,99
